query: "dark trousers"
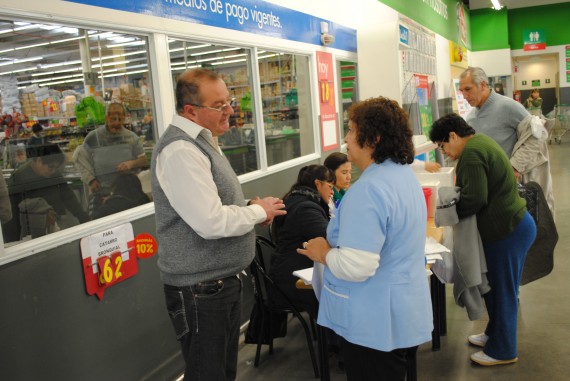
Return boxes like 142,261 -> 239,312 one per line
164,276 -> 242,381
483,212 -> 536,360
341,337 -> 418,381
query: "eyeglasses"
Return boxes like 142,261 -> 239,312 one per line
189,97 -> 235,113
318,180 -> 334,190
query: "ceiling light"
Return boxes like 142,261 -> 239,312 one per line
106,40 -> 146,48
0,56 -> 43,67
491,0 -> 502,10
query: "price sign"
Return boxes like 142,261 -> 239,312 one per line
97,251 -> 124,286
80,223 -> 138,300
134,233 -> 158,259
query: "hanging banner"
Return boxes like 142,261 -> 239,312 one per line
65,0 -> 357,52
316,51 -> 339,152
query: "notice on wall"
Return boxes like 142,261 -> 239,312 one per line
316,51 -> 339,152
453,79 -> 472,120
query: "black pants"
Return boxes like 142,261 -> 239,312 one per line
341,337 -> 418,381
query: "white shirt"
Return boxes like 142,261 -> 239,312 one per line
155,114 -> 266,239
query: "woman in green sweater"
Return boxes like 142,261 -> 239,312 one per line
430,113 -> 536,367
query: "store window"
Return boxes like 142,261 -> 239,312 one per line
0,19 -> 155,246
169,39 -> 258,175
258,51 -> 314,166
168,42 -> 315,173
337,60 -> 358,140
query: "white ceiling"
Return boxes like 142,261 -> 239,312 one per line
469,0 -> 569,10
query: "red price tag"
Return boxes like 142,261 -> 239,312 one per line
97,251 -> 124,286
134,233 -> 158,259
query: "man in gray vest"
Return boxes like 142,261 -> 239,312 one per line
151,68 -> 286,381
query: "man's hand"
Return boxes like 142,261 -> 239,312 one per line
116,160 -> 134,173
89,178 -> 102,193
249,196 -> 286,225
513,167 -> 522,182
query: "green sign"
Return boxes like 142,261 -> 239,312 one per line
567,58 -> 570,70
532,80 -> 540,87
378,0 -> 471,49
566,46 -> 570,58
523,29 -> 545,45
522,80 -> 527,86
567,71 -> 570,83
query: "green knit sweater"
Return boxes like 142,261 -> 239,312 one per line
456,134 -> 526,243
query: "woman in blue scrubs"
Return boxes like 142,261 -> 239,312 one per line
298,97 -> 433,380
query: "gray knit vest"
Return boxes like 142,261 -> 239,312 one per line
151,125 -> 255,286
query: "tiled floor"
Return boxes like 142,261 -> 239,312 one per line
236,141 -> 570,380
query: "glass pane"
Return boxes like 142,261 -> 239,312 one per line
258,52 -> 314,166
168,39 -> 258,175
337,60 -> 358,140
0,19 -> 155,245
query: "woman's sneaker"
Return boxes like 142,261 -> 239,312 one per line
470,351 -> 518,366
468,333 -> 489,347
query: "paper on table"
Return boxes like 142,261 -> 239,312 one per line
292,267 -> 314,285
425,237 -> 450,255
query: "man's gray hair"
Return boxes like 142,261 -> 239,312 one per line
460,67 -> 488,86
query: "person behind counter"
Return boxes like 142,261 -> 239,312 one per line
323,152 -> 351,206
73,102 -> 148,197
429,113 -> 536,366
270,164 -> 334,318
525,88 -> 543,110
3,143 -> 88,242
298,97 -> 433,381
26,123 -> 47,147
91,173 -> 150,220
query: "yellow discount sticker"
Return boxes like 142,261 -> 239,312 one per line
134,233 -> 158,259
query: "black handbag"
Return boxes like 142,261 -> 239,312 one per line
518,182 -> 539,224
518,181 -> 558,285
244,302 -> 288,345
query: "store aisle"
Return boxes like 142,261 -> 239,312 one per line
235,141 -> 570,381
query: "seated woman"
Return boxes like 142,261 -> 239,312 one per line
91,173 -> 150,220
3,143 -> 89,242
269,164 -> 334,318
324,152 -> 351,206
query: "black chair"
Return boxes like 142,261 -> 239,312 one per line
248,235 -> 320,378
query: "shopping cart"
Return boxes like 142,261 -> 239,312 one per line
549,104 -> 570,144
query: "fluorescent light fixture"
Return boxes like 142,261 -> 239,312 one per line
103,69 -> 148,78
212,58 -> 247,66
0,56 -> 43,67
40,60 -> 82,69
491,0 -> 502,10
106,40 -> 146,48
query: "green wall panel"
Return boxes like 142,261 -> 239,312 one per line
508,3 -> 570,50
471,8 -> 509,51
378,0 -> 471,49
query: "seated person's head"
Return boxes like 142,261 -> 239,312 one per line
105,102 -> 126,135
27,144 -> 65,178
323,152 -> 351,191
31,123 -> 43,136
289,164 -> 334,202
110,173 -> 148,202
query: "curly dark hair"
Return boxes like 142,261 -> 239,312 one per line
347,97 -> 415,164
429,113 -> 476,143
